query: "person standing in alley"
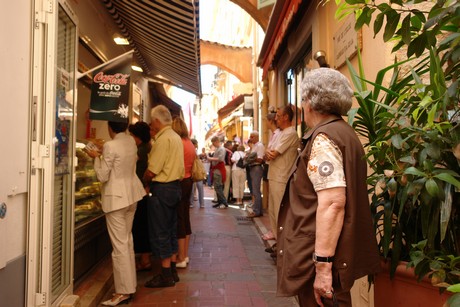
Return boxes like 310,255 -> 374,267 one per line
86,121 -> 146,306
261,111 -> 281,241
190,139 -> 205,208
207,136 -> 227,208
143,105 -> 184,288
230,144 -> 247,206
128,121 -> 153,272
223,140 -> 234,203
276,68 -> 380,306
171,117 -> 195,269
264,106 -> 299,255
246,131 -> 265,218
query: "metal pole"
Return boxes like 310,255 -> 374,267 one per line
76,49 -> 134,79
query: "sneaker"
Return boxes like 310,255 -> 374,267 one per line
217,204 -> 227,209
145,274 -> 175,288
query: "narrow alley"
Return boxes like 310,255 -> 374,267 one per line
76,185 -> 298,307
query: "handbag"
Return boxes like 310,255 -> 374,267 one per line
236,157 -> 244,168
191,157 -> 207,182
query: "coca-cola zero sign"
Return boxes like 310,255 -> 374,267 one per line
89,55 -> 132,122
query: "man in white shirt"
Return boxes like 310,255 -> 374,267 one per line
265,106 -> 299,244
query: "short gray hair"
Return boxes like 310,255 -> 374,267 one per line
301,68 -> 353,116
150,105 -> 172,125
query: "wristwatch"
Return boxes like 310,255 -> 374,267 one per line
312,252 -> 335,264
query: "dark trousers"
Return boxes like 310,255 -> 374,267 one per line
147,180 -> 181,259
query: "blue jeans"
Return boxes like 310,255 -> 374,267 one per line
212,169 -> 227,205
147,180 -> 181,259
190,180 -> 205,207
249,165 -> 263,216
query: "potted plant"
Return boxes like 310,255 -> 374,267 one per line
327,0 -> 460,304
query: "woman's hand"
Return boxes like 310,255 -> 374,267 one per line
85,148 -> 101,159
313,262 -> 333,307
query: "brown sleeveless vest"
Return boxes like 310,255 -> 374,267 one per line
276,116 -> 381,296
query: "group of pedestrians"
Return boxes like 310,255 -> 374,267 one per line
201,68 -> 381,307
86,68 -> 381,307
86,105 -> 200,306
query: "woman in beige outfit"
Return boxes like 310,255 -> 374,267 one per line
87,121 -> 145,306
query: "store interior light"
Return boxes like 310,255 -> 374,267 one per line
131,65 -> 143,72
113,36 -> 129,45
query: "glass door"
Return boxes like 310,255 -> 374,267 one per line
51,4 -> 77,301
28,0 -> 77,305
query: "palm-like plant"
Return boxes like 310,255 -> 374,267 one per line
328,0 -> 460,303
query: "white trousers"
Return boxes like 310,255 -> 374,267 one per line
105,203 -> 137,294
231,168 -> 246,199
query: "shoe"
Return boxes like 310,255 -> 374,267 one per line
172,269 -> 180,283
270,252 -> 277,258
212,203 -> 220,208
176,260 -> 187,268
265,243 -> 276,253
185,257 -> 190,263
200,205 -> 205,208
101,294 -> 131,306
217,204 -> 227,209
190,204 -> 194,208
212,200 -> 218,203
145,274 -> 175,288
247,212 -> 261,218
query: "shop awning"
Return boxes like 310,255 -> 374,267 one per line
149,82 -> 182,118
257,0 -> 302,78
101,0 -> 202,97
217,94 -> 252,122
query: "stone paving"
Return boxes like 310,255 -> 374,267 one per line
91,185 -> 298,306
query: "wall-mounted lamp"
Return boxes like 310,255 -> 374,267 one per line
313,50 -> 330,68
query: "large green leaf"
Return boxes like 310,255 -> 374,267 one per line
404,167 -> 426,177
425,178 -> 439,197
384,10 -> 400,42
447,284 -> 460,293
401,14 -> 412,44
434,173 -> 460,189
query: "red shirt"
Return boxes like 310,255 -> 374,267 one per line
182,138 -> 196,179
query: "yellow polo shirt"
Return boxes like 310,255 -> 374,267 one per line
148,126 -> 184,183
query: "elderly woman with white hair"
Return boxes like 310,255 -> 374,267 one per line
275,68 -> 380,307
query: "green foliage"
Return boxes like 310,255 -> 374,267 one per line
331,0 -> 460,291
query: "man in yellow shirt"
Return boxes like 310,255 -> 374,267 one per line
143,105 -> 184,288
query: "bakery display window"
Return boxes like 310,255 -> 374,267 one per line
75,142 -> 102,224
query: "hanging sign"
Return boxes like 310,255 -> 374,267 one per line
89,54 -> 132,122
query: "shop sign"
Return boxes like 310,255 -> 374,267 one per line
89,54 -> 132,122
333,14 -> 360,68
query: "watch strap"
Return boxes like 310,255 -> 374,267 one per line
313,252 -> 335,263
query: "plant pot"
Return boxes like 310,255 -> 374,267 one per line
374,260 -> 452,307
